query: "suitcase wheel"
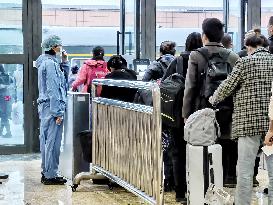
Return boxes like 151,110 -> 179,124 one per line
71,184 -> 78,192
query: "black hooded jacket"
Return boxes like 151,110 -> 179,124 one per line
100,68 -> 137,102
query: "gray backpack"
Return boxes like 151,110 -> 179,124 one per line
184,108 -> 220,146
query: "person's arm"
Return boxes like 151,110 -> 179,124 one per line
45,60 -> 64,120
71,64 -> 87,91
182,52 -> 198,119
265,86 -> 273,146
209,59 -> 243,106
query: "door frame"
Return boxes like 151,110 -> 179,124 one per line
0,0 -> 42,154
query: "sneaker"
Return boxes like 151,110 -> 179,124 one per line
43,177 -> 67,185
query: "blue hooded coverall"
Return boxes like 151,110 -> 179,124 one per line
36,54 -> 67,179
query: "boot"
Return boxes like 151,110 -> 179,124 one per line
43,177 -> 67,185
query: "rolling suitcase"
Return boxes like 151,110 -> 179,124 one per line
186,144 -> 223,205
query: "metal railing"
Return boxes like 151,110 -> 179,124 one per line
91,79 -> 163,205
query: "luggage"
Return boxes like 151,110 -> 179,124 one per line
184,108 -> 220,146
186,144 -> 223,205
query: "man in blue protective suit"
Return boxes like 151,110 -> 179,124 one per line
36,35 -> 68,185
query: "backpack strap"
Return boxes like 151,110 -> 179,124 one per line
176,56 -> 184,76
196,47 -> 209,63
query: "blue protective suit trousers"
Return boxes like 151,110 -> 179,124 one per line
39,103 -> 63,179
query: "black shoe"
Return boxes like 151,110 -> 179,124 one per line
176,197 -> 187,204
41,173 -> 45,183
41,173 -> 64,184
43,177 -> 67,185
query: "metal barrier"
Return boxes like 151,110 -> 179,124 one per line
91,79 -> 163,205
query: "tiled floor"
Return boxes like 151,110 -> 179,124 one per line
0,154 -> 180,205
0,154 -> 269,205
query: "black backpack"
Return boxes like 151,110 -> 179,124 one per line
197,47 -> 233,138
160,56 -> 185,128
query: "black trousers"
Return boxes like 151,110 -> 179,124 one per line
170,126 -> 187,197
218,139 -> 237,182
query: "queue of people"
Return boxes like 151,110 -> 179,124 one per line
35,15 -> 273,205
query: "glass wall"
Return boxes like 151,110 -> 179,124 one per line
228,0 -> 241,52
156,0 -> 224,55
0,64 -> 24,145
261,0 -> 273,36
42,0 -> 120,63
0,0 -> 23,54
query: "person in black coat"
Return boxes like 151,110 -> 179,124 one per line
100,55 -> 137,102
162,32 -> 203,80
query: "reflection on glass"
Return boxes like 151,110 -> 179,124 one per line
156,0 -> 224,54
228,0 -> 241,52
0,64 -> 24,145
124,0 -> 135,57
261,0 -> 273,35
0,0 -> 23,54
42,0 -> 120,60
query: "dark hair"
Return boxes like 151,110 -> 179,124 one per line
92,46 -> 104,60
71,65 -> 79,74
107,55 -> 127,71
202,18 -> 224,43
159,41 -> 176,55
245,28 -> 269,48
185,32 -> 203,51
269,16 -> 273,26
221,33 -> 232,49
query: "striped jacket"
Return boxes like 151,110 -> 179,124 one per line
210,47 -> 273,139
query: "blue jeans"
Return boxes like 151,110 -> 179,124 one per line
39,103 -> 64,179
235,136 -> 273,205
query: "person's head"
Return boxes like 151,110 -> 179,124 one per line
185,32 -> 203,51
159,41 -> 176,56
221,33 -> 233,49
0,64 -> 4,74
92,46 -> 104,60
267,16 -> 273,36
42,35 -> 62,54
202,18 -> 224,44
245,28 -> 269,55
107,55 -> 127,72
71,65 -> 79,74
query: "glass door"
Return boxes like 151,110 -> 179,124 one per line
0,0 -> 24,150
0,0 -> 41,154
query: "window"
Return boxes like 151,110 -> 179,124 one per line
156,0 -> 224,54
42,0 -> 120,62
261,0 -> 273,36
0,0 -> 23,54
0,64 -> 24,145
